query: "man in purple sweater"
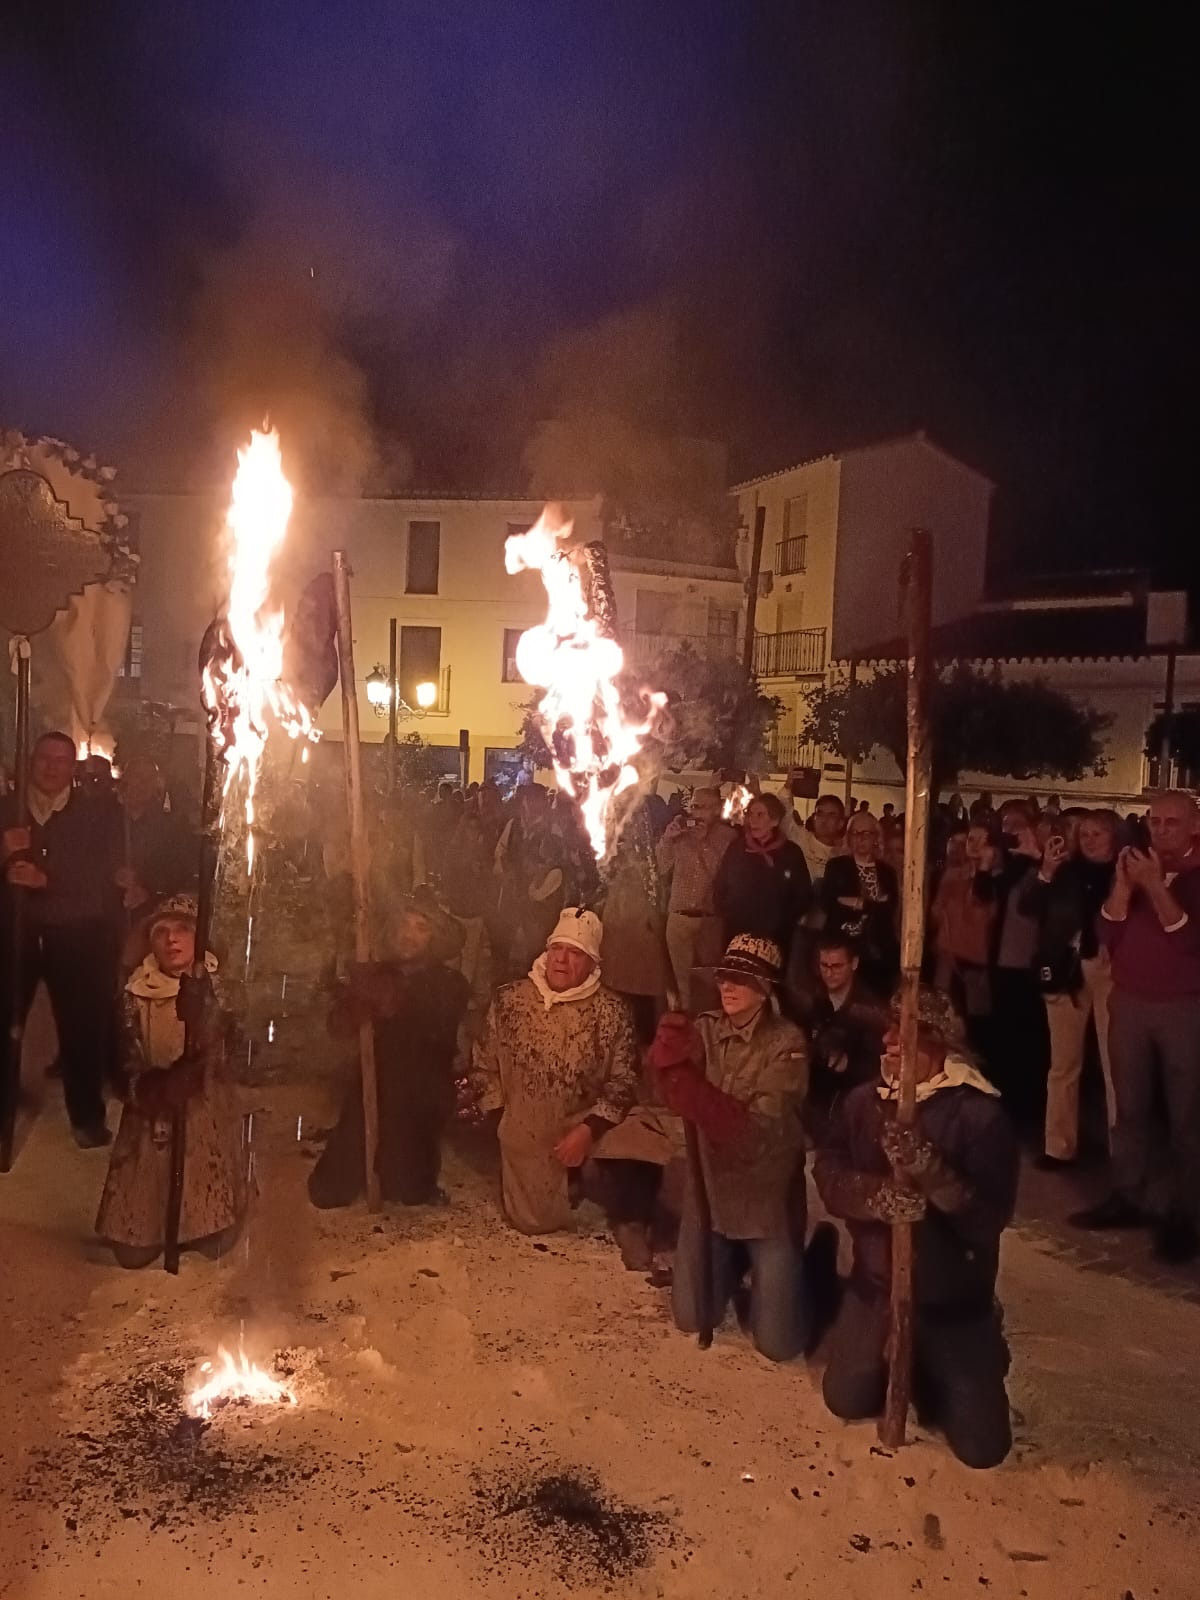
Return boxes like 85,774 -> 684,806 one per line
1072,790 -> 1200,1262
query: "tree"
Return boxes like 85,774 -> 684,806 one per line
519,645 -> 780,779
1145,709 -> 1200,783
799,663 -> 1111,796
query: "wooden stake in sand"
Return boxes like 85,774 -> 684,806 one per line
879,527 -> 934,1448
332,552 -> 382,1213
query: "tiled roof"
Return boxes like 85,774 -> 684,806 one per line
729,430 -> 995,493
847,604 -> 1156,664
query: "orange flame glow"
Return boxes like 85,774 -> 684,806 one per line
187,1342 -> 297,1420
506,509 -> 664,859
722,784 -> 753,824
203,428 -> 317,871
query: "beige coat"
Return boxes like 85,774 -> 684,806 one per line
96,960 -> 245,1250
473,978 -> 646,1232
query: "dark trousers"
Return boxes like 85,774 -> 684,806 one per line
822,1285 -> 1012,1469
5,921 -> 115,1131
983,968 -> 1050,1125
1109,990 -> 1200,1221
584,1157 -> 662,1226
308,1078 -> 447,1209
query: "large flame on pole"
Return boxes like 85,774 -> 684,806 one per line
506,509 -> 664,859
201,428 -> 316,871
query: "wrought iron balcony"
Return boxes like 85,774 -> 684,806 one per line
752,627 -> 826,677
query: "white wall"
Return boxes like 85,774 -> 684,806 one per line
832,438 -> 991,659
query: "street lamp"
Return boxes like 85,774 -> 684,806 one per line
415,680 -> 437,710
365,666 -> 435,720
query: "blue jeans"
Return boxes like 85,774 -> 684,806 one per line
671,1208 -> 807,1362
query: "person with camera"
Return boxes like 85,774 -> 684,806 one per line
1019,809 -> 1119,1168
656,787 -> 734,1011
1072,790 -> 1200,1262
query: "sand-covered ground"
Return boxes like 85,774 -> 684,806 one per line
1,1062 -> 1197,1600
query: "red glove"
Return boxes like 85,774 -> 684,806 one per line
657,1064 -> 749,1146
648,1012 -> 702,1072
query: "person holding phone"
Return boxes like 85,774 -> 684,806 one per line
1073,790 -> 1200,1262
1019,810 -> 1119,1167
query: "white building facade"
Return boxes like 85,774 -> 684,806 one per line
120,491 -> 744,784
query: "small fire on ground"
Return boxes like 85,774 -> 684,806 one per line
188,1343 -> 297,1420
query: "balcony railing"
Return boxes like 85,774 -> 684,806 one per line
752,627 -> 826,677
623,631 -> 739,668
766,732 -> 822,773
776,535 -> 808,575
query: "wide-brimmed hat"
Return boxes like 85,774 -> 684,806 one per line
148,894 -> 198,931
547,907 -> 603,964
714,933 -> 783,989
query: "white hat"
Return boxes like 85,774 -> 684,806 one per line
547,907 -> 603,964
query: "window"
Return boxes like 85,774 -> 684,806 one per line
399,625 -> 441,707
782,494 -> 808,540
635,589 -> 672,635
502,628 -> 525,683
707,605 -> 738,640
406,520 -> 440,595
119,621 -> 144,679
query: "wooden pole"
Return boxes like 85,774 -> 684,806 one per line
842,657 -> 859,810
1159,646 -> 1178,780
879,528 -> 934,1448
387,616 -> 399,795
1,641 -> 32,1173
740,505 -> 766,676
332,552 -> 382,1211
164,734 -> 223,1272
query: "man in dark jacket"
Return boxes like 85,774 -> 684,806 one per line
1,731 -> 123,1146
814,987 -> 1019,1468
309,892 -> 470,1207
788,933 -> 888,1137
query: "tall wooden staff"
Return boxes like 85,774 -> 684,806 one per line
164,726 -> 224,1273
879,528 -> 934,1448
331,552 -> 382,1212
1,640 -> 31,1172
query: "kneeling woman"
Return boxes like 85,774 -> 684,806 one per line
96,895 -> 245,1268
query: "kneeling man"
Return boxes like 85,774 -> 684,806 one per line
473,908 -> 648,1235
814,988 -> 1018,1468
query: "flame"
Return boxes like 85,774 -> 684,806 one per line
722,784 -> 753,824
202,428 -> 317,871
187,1342 -> 297,1420
506,509 -> 664,859
77,733 -> 116,763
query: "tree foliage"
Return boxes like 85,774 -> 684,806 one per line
799,663 -> 1111,792
519,645 -> 779,779
1145,708 -> 1200,775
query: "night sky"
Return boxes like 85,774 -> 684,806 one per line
1,3 -> 1189,587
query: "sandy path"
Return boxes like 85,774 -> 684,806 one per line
1,1088 -> 1196,1600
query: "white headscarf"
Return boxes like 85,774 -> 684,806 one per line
878,1051 -> 1000,1104
528,952 -> 601,1011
